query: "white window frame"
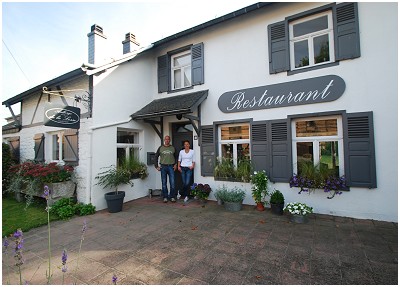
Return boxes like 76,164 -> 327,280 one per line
116,129 -> 141,164
50,131 -> 65,164
289,10 -> 335,70
171,50 -> 191,90
291,115 -> 344,176
218,123 -> 250,168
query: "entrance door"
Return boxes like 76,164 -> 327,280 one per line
172,122 -> 194,197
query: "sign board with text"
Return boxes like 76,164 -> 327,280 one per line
44,103 -> 80,129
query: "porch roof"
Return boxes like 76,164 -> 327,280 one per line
130,90 -> 208,120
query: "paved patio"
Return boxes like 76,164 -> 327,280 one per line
2,196 -> 398,285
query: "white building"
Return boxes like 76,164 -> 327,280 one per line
3,2 -> 397,222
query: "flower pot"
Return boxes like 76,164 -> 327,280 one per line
256,202 -> 265,211
104,191 -> 125,213
224,201 -> 242,212
45,181 -> 76,204
217,198 -> 223,205
270,203 -> 284,215
289,214 -> 309,224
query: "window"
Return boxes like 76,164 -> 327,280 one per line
117,129 -> 140,165
171,50 -> 191,90
50,130 -> 78,164
218,124 -> 250,168
268,2 -> 360,74
291,116 -> 344,177
157,43 -> 204,93
289,11 -> 334,70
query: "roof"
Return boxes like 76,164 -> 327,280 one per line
2,68 -> 86,106
131,90 -> 208,120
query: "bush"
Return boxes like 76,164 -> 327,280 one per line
216,186 -> 246,203
270,189 -> 284,204
50,198 -> 96,220
2,143 -> 17,194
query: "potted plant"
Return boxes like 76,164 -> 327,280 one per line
270,189 -> 285,215
284,202 -> 313,223
119,156 -> 148,179
216,186 -> 246,212
191,183 -> 212,204
95,165 -> 134,213
250,170 -> 269,211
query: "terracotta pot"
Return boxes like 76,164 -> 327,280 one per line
256,202 -> 265,211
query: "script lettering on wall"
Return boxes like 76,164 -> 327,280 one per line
218,75 -> 345,113
44,103 -> 80,129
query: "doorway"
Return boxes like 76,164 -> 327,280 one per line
172,122 -> 194,197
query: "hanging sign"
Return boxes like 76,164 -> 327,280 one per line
44,103 -> 80,129
218,75 -> 346,113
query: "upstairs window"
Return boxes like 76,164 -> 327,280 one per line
289,11 -> 334,70
158,43 -> 204,93
268,2 -> 360,74
171,50 -> 191,90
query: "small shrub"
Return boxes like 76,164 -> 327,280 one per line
217,186 -> 246,203
270,189 -> 284,204
50,198 -> 96,220
75,203 -> 96,216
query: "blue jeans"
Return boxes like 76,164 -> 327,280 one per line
180,167 -> 193,197
160,165 -> 175,199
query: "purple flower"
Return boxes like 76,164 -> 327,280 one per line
13,229 -> 24,267
3,236 -> 9,248
82,219 -> 87,235
42,185 -> 51,200
61,249 -> 68,272
112,274 -> 118,284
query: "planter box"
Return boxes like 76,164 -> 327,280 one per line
224,201 -> 243,212
289,214 -> 309,224
45,181 -> 76,205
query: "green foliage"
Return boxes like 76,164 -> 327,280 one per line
216,186 -> 246,203
2,143 -> 17,194
214,157 -> 253,182
270,189 -> 285,204
95,165 -> 134,193
50,198 -> 96,220
119,156 -> 148,179
250,170 -> 269,203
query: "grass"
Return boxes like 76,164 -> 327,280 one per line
2,194 -> 59,237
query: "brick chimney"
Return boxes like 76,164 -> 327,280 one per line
122,32 -> 140,54
87,24 -> 107,65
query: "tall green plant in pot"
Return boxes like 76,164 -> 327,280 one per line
95,165 -> 134,213
270,189 -> 285,215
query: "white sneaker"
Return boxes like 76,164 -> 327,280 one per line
177,194 -> 181,199
184,196 -> 189,202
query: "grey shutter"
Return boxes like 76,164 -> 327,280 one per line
334,2 -> 360,60
157,54 -> 168,93
191,43 -> 204,85
268,21 -> 289,74
64,130 -> 79,165
9,137 -> 20,161
343,112 -> 376,188
34,133 -> 45,162
268,119 -> 291,182
251,121 -> 269,173
200,126 -> 215,176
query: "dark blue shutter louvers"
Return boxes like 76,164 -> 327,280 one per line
251,121 -> 269,174
191,43 -> 204,85
157,54 -> 168,93
268,120 -> 291,182
268,21 -> 289,74
334,2 -> 361,60
200,126 -> 215,176
344,112 -> 376,188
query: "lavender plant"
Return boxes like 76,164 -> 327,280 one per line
3,236 -> 11,284
112,274 -> 118,285
43,185 -> 53,284
13,229 -> 24,285
74,219 -> 87,284
61,249 -> 68,284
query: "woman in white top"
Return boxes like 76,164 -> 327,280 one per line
178,140 -> 195,202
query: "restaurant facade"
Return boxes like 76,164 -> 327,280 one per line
3,2 -> 398,222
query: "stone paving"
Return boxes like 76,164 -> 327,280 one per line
2,196 -> 398,285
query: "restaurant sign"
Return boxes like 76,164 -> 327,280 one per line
44,103 -> 80,129
218,75 -> 345,113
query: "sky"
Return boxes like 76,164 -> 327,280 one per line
1,0 -> 257,125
